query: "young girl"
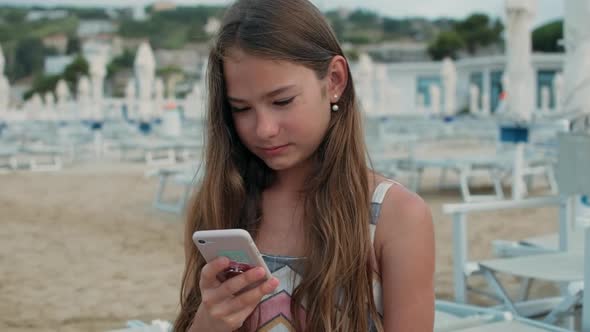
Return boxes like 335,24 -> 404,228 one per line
174,0 -> 435,331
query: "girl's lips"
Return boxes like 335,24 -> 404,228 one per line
260,144 -> 290,155
262,144 -> 288,151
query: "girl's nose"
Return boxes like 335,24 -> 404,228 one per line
255,110 -> 280,139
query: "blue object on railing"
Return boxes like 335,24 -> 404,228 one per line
443,115 -> 455,123
500,126 -> 529,143
90,121 -> 103,130
139,122 -> 151,134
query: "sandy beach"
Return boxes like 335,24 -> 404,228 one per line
0,151 -> 560,331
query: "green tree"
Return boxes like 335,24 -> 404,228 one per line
2,8 -> 26,24
66,35 -> 81,55
427,30 -> 465,60
343,48 -> 359,62
344,34 -> 373,45
118,6 -> 224,49
119,20 -> 152,38
156,65 -> 183,92
187,23 -> 209,42
10,37 -> 45,81
532,20 -> 563,53
324,11 -> 346,41
70,8 -> 110,20
23,74 -> 61,100
62,55 -> 89,94
454,13 -> 503,54
348,9 -> 379,29
106,49 -> 135,78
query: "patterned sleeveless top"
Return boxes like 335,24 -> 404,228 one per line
249,181 -> 396,331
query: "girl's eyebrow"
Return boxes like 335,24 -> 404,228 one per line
228,84 -> 296,103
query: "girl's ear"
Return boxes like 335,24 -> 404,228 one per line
327,55 -> 348,103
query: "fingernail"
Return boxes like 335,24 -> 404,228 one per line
269,277 -> 279,287
255,267 -> 265,277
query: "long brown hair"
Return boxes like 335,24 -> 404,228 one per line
174,0 -> 382,331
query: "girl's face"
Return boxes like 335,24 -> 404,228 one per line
223,49 -> 333,172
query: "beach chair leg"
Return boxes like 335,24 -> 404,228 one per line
439,167 -> 449,190
182,149 -> 190,162
153,174 -> 187,214
491,169 -> 504,200
585,226 -> 590,332
55,156 -> 62,170
525,174 -> 534,192
481,268 -> 521,316
412,168 -> 424,193
154,175 -> 168,208
167,149 -> 176,165
452,212 -> 468,303
546,165 -> 558,195
542,290 -> 582,325
9,156 -> 18,170
459,167 -> 471,202
67,144 -> 75,163
146,151 -> 154,165
517,277 -> 532,301
179,183 -> 192,212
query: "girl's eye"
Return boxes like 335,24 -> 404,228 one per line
274,96 -> 295,107
231,106 -> 250,113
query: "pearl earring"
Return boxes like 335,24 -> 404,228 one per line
331,94 -> 339,112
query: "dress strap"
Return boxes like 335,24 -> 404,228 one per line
370,180 -> 396,225
371,181 -> 395,204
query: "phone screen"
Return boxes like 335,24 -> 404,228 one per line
216,250 -> 256,282
217,261 -> 255,282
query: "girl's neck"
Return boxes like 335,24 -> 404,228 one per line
271,159 -> 314,194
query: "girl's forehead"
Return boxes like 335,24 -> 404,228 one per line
223,49 -> 294,72
222,50 -> 316,97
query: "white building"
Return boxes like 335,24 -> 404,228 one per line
132,5 -> 148,21
44,55 -> 75,75
154,47 -> 207,76
77,20 -> 118,39
26,10 -> 68,22
360,41 -> 430,63
353,53 -> 564,114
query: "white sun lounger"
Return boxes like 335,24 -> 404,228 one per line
435,300 -> 572,331
117,137 -> 178,166
443,131 -> 590,330
0,145 -> 19,170
21,144 -> 64,171
146,162 -> 201,214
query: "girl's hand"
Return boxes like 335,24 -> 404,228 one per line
191,257 -> 280,332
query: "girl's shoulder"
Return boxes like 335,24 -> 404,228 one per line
370,173 -> 433,263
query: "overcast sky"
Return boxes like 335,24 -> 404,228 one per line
0,0 -> 564,27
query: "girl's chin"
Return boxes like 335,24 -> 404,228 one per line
262,160 -> 293,171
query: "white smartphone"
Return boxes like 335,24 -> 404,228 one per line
193,229 -> 272,282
